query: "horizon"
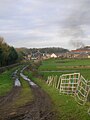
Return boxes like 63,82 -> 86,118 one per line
15,45 -> 90,51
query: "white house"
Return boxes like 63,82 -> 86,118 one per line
88,54 -> 90,58
51,53 -> 57,58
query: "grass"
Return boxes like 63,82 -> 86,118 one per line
13,77 -> 33,107
40,68 -> 90,80
0,66 -> 20,96
39,58 -> 90,80
24,69 -> 90,120
0,64 -> 26,96
39,59 -> 90,71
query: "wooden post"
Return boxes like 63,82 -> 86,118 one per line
57,76 -> 61,89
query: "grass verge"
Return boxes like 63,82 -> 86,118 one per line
0,66 -> 20,96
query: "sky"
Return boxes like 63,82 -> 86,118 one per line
0,0 -> 90,50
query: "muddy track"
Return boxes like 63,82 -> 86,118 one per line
7,86 -> 56,120
0,76 -> 56,120
0,87 -> 21,107
27,86 -> 56,120
0,87 -> 21,119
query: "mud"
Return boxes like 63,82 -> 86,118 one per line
0,81 -> 56,120
0,87 -> 21,107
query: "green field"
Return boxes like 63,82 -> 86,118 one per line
39,58 -> 90,80
39,59 -> 90,70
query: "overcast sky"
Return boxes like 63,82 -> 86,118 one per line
0,0 -> 90,49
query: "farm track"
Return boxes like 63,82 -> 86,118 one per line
0,87 -> 21,107
0,87 -> 21,120
0,68 -> 56,120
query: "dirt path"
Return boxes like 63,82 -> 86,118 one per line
8,87 -> 56,120
0,87 -> 21,119
0,71 -> 56,120
27,86 -> 56,120
0,85 -> 56,120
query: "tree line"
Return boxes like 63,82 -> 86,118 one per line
29,47 -> 69,54
0,37 -> 18,67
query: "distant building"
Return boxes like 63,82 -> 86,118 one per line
87,53 -> 90,58
27,54 -> 31,60
77,53 -> 89,59
31,50 -> 44,60
51,53 -> 57,58
66,46 -> 90,59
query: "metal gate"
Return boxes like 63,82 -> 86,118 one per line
47,73 -> 90,105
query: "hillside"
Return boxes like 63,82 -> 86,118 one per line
16,47 -> 69,55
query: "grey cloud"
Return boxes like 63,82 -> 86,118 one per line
60,0 -> 90,48
63,0 -> 90,27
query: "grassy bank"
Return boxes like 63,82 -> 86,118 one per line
0,67 -> 19,96
0,65 -> 24,96
0,70 -> 13,96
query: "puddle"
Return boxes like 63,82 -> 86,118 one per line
15,78 -> 21,87
20,67 -> 38,87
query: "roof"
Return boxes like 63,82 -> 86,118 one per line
71,49 -> 90,53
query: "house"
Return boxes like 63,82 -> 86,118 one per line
51,53 -> 57,58
31,50 -> 44,60
23,54 -> 32,61
88,53 -> 90,58
88,56 -> 90,58
27,54 -> 31,60
77,53 -> 89,59
65,46 -> 90,59
42,54 -> 50,59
